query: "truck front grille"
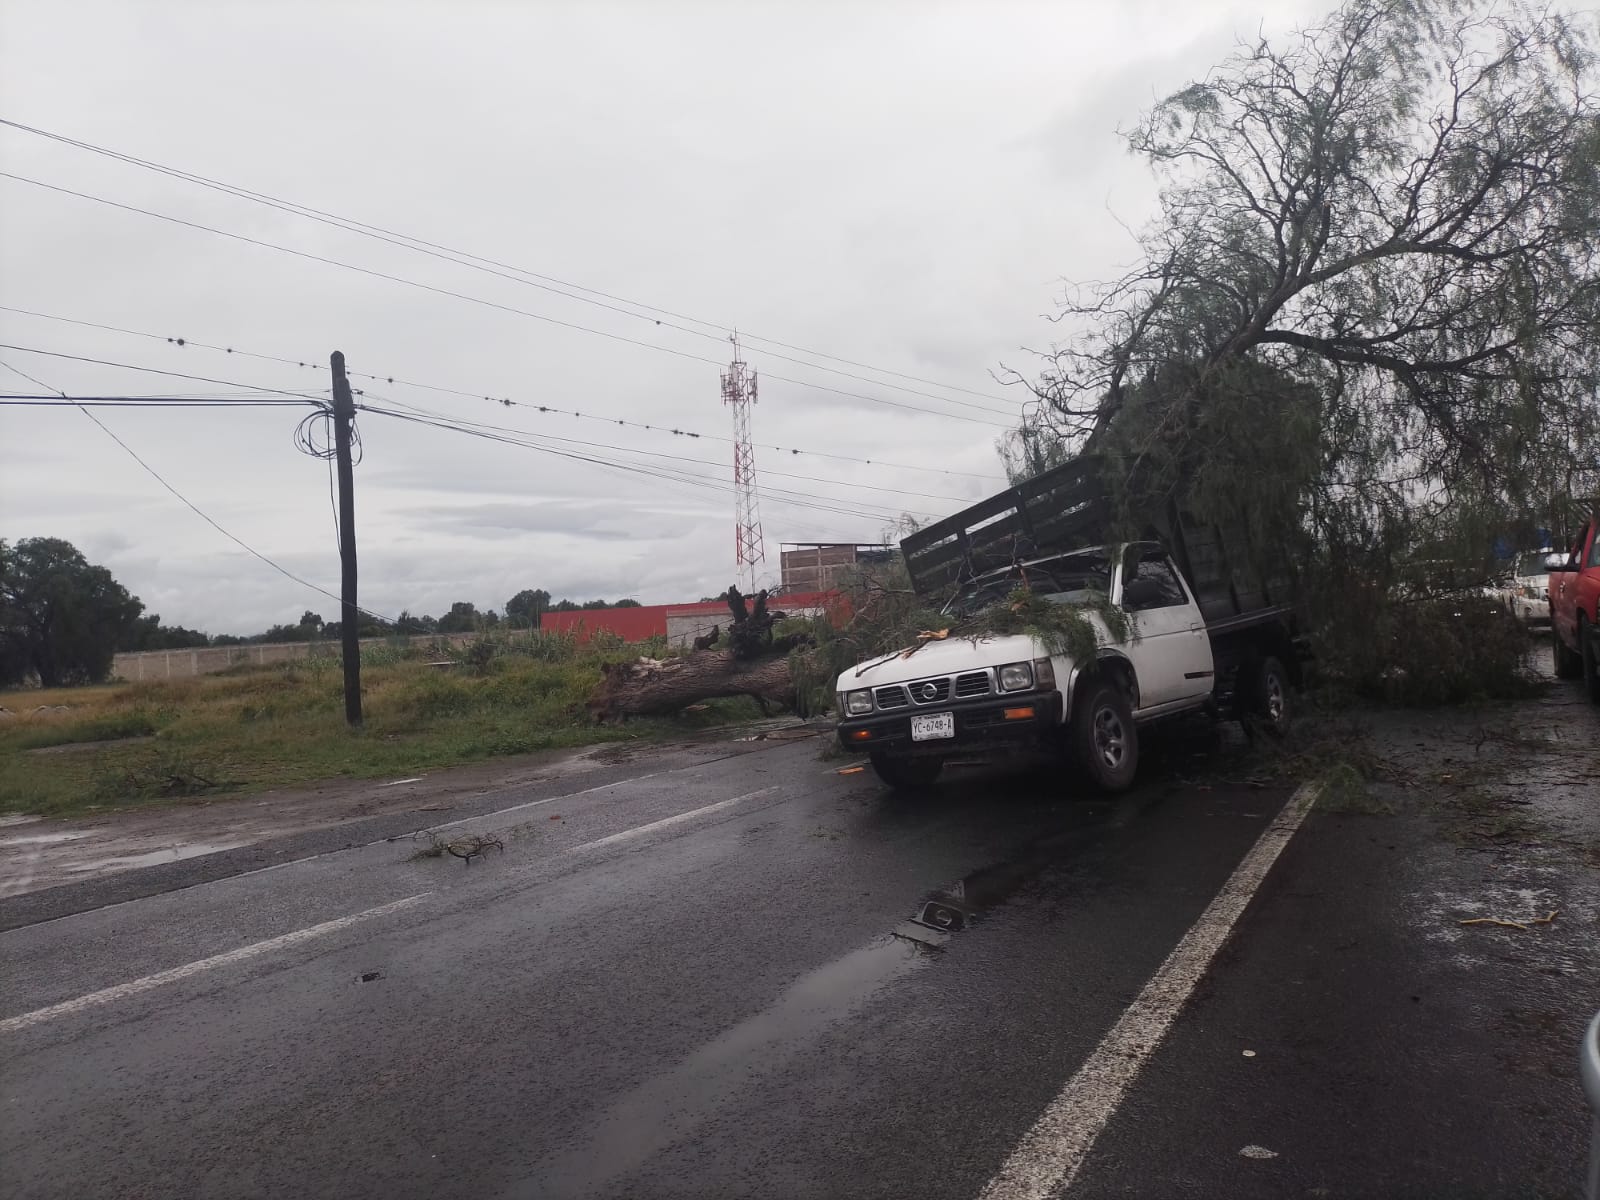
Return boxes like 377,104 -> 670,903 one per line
955,671 -> 990,698
874,685 -> 909,710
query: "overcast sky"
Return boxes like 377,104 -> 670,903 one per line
0,0 -> 1320,635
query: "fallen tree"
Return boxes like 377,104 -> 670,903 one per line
586,586 -> 819,721
587,650 -> 797,720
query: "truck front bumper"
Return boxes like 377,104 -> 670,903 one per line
836,690 -> 1063,757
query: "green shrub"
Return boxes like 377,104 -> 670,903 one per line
1312,591 -> 1534,705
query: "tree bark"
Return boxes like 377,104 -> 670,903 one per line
587,649 -> 796,720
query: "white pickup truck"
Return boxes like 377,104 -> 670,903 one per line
833,540 -> 1301,791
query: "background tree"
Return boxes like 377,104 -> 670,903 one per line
1012,0 -> 1600,555
117,614 -> 211,652
0,537 -> 145,687
505,589 -> 550,629
436,601 -> 480,634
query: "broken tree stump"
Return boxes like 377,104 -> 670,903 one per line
586,650 -> 800,721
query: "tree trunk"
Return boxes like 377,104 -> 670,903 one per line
587,649 -> 796,720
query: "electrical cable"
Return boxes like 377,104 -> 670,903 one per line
356,402 -> 927,525
0,305 -> 1008,481
0,118 -> 1020,408
0,359 -> 394,622
362,390 -> 968,505
0,343 -> 330,402
0,172 -> 1015,427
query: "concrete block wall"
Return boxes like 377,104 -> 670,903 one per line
110,632 -> 478,682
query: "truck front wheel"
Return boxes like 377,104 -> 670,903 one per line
1071,680 -> 1139,793
868,749 -> 943,790
1554,622 -> 1583,679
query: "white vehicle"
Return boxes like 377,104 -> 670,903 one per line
1486,551 -> 1555,623
835,542 -> 1299,791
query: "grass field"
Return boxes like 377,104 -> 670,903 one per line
0,634 -> 760,818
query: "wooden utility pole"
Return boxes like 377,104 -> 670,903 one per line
330,351 -> 362,727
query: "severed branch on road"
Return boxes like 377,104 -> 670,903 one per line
586,584 -> 817,721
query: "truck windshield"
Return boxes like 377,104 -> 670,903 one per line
944,550 -> 1113,618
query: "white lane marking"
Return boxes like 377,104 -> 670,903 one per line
421,769 -> 677,833
1,748 -> 764,932
0,893 -> 431,1035
978,782 -> 1322,1200
567,788 -> 778,854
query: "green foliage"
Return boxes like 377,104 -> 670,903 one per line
117,614 -> 211,652
1310,591 -> 1536,706
435,601 -> 481,634
975,587 -> 1131,663
794,554 -> 1135,714
12,709 -> 159,750
1,537 -> 145,687
0,630 -> 745,816
1010,0 -> 1600,654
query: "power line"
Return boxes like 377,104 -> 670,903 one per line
356,403 -> 930,525
0,304 -> 1008,480
0,172 -> 1016,428
0,117 -> 1020,409
0,343 -> 330,403
0,401 -> 318,412
0,304 -> 332,373
0,359 -> 394,622
363,390 -> 970,505
4,335 -> 950,516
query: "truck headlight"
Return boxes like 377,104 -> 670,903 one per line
998,662 -> 1033,692
845,689 -> 874,716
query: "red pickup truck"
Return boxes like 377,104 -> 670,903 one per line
1551,514 -> 1600,702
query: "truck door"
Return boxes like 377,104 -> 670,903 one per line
1119,548 -> 1213,709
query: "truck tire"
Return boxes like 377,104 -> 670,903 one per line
1244,655 -> 1292,739
1071,679 -> 1138,793
1554,621 -> 1583,679
1581,616 -> 1600,704
868,749 -> 943,790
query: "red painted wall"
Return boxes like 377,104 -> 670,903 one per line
540,591 -> 847,643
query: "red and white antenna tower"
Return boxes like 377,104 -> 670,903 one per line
721,334 -> 764,591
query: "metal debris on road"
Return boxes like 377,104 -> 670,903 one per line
1239,1145 -> 1279,1160
1242,1049 -> 1257,1057
1459,910 -> 1559,931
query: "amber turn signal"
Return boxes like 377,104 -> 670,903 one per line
1003,706 -> 1036,721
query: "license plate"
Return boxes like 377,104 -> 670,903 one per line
910,712 -> 955,742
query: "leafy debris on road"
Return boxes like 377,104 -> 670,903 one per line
407,830 -> 506,863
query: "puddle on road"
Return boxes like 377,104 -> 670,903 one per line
0,831 -> 93,847
58,840 -> 251,874
892,801 -> 1136,949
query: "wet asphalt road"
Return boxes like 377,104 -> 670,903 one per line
0,719 -> 1594,1199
